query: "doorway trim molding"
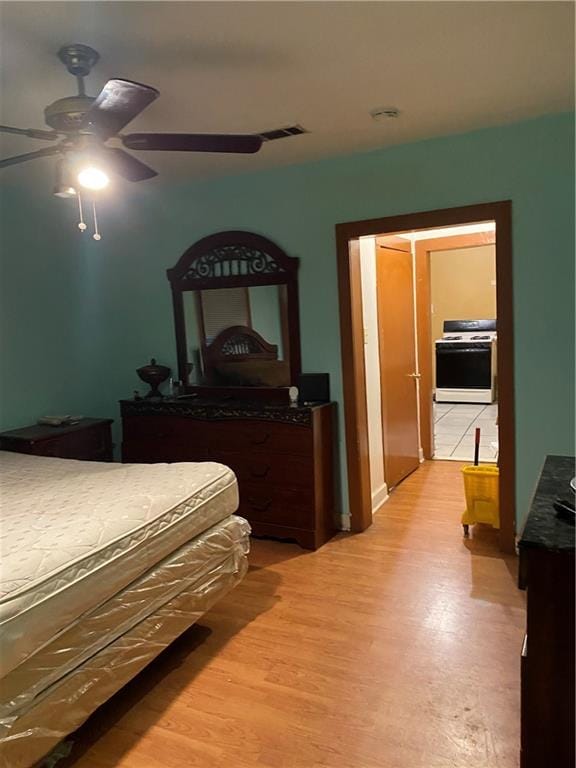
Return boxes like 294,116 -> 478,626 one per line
336,201 -> 515,553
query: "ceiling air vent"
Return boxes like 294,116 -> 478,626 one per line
258,125 -> 308,142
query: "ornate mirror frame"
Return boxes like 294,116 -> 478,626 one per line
167,231 -> 301,399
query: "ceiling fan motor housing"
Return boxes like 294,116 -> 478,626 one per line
44,96 -> 95,131
57,44 -> 100,77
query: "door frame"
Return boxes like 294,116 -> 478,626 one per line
336,201 -> 515,553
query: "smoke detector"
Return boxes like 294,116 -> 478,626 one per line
370,106 -> 400,121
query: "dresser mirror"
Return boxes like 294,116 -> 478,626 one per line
168,231 -> 301,397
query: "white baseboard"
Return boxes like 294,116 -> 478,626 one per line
372,483 -> 389,514
337,483 -> 388,531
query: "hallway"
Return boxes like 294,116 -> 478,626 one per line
65,461 -> 524,768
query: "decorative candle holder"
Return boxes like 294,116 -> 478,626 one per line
136,358 -> 171,399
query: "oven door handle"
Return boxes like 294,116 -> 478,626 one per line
437,347 -> 490,354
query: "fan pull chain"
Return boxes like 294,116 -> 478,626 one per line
92,200 -> 101,241
77,192 -> 87,232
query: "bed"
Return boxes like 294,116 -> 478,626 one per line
0,450 -> 250,768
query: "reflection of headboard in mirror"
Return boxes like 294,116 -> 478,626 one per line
203,325 -> 290,387
206,325 -> 278,362
167,231 -> 301,398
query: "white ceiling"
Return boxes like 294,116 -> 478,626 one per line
0,1 -> 574,183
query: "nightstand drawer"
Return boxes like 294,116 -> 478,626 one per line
0,419 -> 113,462
49,426 -> 109,459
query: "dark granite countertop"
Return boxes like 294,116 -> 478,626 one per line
519,455 -> 576,551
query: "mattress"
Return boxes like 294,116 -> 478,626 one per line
0,515 -> 251,768
0,515 -> 249,718
0,451 -> 239,676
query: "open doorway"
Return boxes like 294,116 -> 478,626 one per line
336,202 -> 515,553
376,224 -> 499,464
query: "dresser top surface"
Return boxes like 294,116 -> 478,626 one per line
120,397 -> 334,413
519,455 -> 576,552
0,418 -> 113,443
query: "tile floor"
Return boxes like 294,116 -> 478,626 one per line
434,402 -> 498,462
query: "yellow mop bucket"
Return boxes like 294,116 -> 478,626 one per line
461,427 -> 499,536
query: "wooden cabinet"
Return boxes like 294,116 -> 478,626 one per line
518,455 -> 575,768
121,399 -> 337,550
0,418 -> 113,461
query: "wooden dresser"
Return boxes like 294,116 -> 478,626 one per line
518,455 -> 575,768
0,418 -> 113,461
121,398 -> 337,550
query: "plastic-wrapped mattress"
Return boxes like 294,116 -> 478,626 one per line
0,515 -> 250,768
0,451 -> 239,675
0,452 -> 250,768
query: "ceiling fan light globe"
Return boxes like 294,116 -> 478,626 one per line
53,158 -> 77,198
53,185 -> 77,198
77,166 -> 109,191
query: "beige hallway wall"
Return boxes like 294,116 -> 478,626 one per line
431,244 -> 496,381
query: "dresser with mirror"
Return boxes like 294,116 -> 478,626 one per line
121,231 -> 337,549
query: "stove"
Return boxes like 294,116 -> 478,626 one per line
435,319 -> 497,403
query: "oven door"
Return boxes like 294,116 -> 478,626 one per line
436,343 -> 492,389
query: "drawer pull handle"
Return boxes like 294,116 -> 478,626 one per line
251,434 -> 270,446
251,465 -> 270,479
248,497 -> 272,512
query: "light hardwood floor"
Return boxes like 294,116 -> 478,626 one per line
60,460 -> 525,768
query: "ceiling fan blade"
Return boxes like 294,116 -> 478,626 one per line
80,79 -> 159,140
122,133 -> 263,154
103,148 -> 157,182
0,146 -> 60,169
0,125 -> 60,141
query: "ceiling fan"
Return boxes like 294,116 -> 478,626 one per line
0,43 -> 265,192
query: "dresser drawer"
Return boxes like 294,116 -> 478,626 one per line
215,450 -> 313,490
123,416 -> 312,457
122,439 -> 212,464
238,483 -> 313,529
122,416 -> 192,443
212,420 -> 312,456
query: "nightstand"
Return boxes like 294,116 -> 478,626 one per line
0,418 -> 114,461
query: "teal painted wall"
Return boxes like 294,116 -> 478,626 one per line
1,113 -> 574,525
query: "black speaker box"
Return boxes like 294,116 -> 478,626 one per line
297,373 -> 330,404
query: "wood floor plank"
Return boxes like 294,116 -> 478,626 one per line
58,460 -> 524,768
